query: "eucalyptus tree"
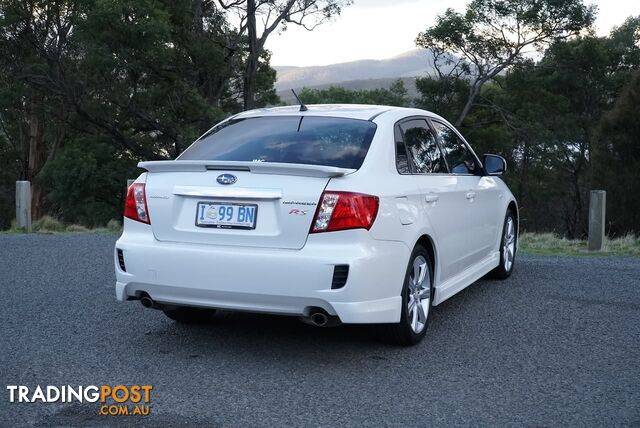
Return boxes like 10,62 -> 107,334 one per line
416,0 -> 596,127
217,0 -> 351,109
0,0 -> 80,218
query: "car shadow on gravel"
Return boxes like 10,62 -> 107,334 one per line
130,276 -> 512,361
142,310 -> 381,350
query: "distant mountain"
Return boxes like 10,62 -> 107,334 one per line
274,49 -> 435,91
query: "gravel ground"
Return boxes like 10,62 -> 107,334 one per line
0,234 -> 638,427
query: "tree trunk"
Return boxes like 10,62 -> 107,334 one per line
191,0 -> 204,35
455,81 -> 482,127
517,138 -> 531,230
243,0 -> 258,110
31,185 -> 45,220
25,98 -> 46,220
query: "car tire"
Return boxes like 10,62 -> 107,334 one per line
382,245 -> 434,346
162,307 -> 217,323
489,210 -> 517,280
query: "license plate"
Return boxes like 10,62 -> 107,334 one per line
195,202 -> 258,229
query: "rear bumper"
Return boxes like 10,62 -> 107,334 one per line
114,220 -> 409,324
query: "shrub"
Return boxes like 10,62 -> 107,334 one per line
66,224 -> 90,233
39,139 -> 138,227
32,216 -> 65,233
106,219 -> 122,232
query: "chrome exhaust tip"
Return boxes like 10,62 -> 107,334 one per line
310,312 -> 328,327
140,296 -> 155,309
303,308 -> 341,327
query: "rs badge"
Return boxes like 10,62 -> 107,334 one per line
288,209 -> 308,215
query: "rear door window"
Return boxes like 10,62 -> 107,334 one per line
179,116 -> 377,169
395,125 -> 411,174
397,119 -> 447,174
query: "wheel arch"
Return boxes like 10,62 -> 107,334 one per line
414,234 -> 438,288
507,200 -> 519,236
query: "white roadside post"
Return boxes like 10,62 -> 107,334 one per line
588,190 -> 606,251
15,181 -> 32,232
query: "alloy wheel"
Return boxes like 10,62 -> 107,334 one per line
503,217 -> 516,272
407,255 -> 431,334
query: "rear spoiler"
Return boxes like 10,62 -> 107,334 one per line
138,160 -> 355,178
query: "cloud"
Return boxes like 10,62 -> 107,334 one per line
268,0 -> 639,66
351,0 -> 422,8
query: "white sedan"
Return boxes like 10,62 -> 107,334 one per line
115,104 -> 518,345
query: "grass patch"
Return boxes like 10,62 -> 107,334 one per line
65,224 -> 90,233
519,232 -> 640,257
32,215 -> 66,233
106,219 -> 122,232
7,219 -> 27,233
1,217 -> 122,235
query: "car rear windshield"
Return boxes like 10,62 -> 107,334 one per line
178,116 -> 377,169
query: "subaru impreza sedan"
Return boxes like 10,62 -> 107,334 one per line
115,104 -> 517,345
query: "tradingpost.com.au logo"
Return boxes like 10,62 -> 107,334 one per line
7,385 -> 153,416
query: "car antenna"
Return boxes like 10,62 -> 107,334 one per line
291,89 -> 308,112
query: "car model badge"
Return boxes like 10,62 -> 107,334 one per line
289,209 -> 308,215
217,174 -> 237,185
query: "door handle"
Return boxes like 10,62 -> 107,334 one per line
425,193 -> 439,203
465,191 -> 476,200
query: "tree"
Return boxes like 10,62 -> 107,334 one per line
69,0 -> 225,160
218,0 -> 351,110
593,71 -> 640,235
483,22 -> 639,237
0,0 -> 79,218
0,0 -> 282,226
505,20 -> 640,237
0,130 -> 20,229
298,80 -> 410,106
40,137 -> 139,226
413,16 -> 639,237
416,0 -> 596,127
414,76 -> 469,123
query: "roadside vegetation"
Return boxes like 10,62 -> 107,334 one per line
3,216 -> 121,235
1,0 -> 639,243
519,233 -> 640,257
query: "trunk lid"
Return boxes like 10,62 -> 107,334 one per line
140,160 -> 353,249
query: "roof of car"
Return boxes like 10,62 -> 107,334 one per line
232,104 -> 435,122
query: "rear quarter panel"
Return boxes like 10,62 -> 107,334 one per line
325,111 -> 442,282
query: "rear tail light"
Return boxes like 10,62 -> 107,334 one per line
124,183 -> 150,224
311,191 -> 379,233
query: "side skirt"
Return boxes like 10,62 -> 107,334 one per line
432,252 -> 500,305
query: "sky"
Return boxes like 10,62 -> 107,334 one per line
266,0 -> 640,67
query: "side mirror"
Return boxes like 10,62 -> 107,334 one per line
483,154 -> 506,176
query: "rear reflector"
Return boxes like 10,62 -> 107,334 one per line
124,183 -> 150,224
116,249 -> 126,272
331,265 -> 349,289
311,191 -> 379,233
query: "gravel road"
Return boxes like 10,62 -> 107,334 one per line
0,234 -> 638,427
